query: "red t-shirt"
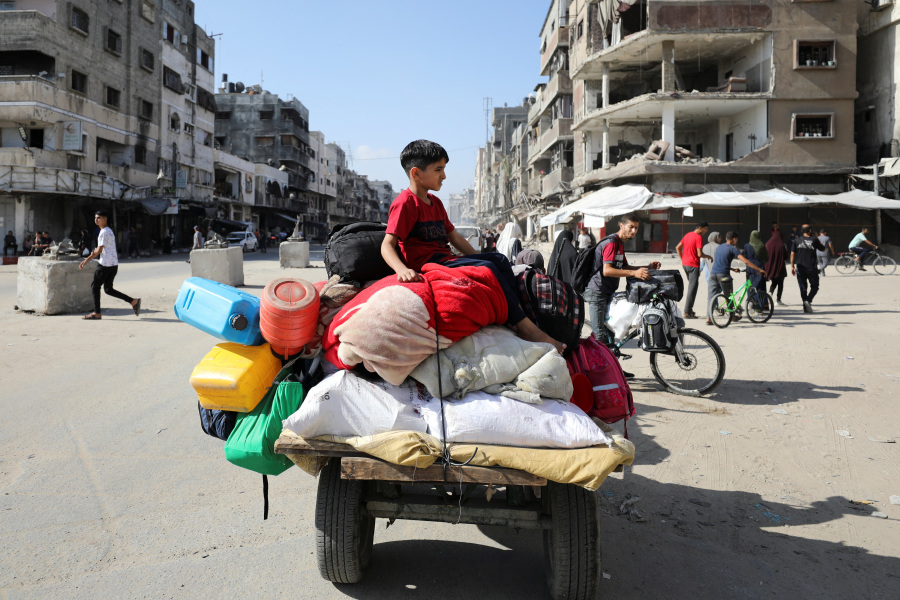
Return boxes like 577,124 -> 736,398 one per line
680,231 -> 703,268
386,189 -> 455,271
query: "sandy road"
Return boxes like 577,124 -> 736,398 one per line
0,249 -> 898,599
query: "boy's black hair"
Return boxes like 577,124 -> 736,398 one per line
95,210 -> 108,218
619,213 -> 640,225
800,225 -> 812,234
400,140 -> 449,176
697,221 -> 709,229
725,231 -> 738,242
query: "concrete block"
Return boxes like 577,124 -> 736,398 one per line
190,246 -> 244,286
16,257 -> 97,315
279,241 -> 310,268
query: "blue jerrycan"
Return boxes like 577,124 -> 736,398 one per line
174,277 -> 264,346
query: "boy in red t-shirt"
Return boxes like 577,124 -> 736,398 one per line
382,140 -> 564,352
675,221 -> 712,318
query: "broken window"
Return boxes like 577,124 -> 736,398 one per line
71,6 -> 89,34
106,86 -> 121,108
169,112 -> 180,131
215,111 -> 231,120
0,2 -> 16,10
577,19 -> 583,39
163,66 -> 184,93
256,136 -> 275,146
140,48 -> 155,71
795,41 -> 835,68
29,128 -> 44,149
793,114 -> 833,139
196,87 -> 216,112
184,122 -> 194,135
106,29 -> 123,55
259,110 -> 274,120
71,70 -> 87,94
199,130 -> 212,147
140,99 -> 154,120
135,146 -> 146,164
196,48 -> 213,72
163,21 -> 179,44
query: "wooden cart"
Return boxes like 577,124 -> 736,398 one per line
275,436 -> 608,600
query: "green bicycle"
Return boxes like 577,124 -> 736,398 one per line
709,278 -> 774,328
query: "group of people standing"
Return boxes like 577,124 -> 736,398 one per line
675,221 -> 877,322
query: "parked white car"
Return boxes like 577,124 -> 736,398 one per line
226,231 -> 258,252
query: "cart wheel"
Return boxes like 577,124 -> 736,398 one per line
315,459 -> 374,584
543,481 -> 601,600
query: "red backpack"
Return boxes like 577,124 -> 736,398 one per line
565,336 -> 635,436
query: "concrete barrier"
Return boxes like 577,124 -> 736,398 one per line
16,257 -> 97,315
190,246 -> 244,286
279,241 -> 310,268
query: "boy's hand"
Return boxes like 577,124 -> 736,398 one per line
633,267 -> 651,280
648,261 -> 661,270
397,268 -> 422,283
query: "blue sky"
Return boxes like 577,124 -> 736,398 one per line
199,0 -> 551,196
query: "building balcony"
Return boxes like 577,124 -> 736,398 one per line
528,176 -> 543,197
270,145 -> 312,169
540,24 -> 570,76
541,167 -> 573,199
0,10 -> 58,52
529,118 -> 573,165
0,164 -> 153,200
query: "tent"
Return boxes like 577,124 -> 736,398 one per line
539,184 -> 653,227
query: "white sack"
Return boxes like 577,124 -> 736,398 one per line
607,293 -> 640,340
420,391 -> 611,449
410,326 -> 572,403
282,371 -> 428,438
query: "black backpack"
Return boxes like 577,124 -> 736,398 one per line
516,269 -> 585,353
626,269 -> 685,304
572,233 -> 618,294
324,221 -> 394,286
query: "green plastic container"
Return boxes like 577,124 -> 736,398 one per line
224,364 -> 305,476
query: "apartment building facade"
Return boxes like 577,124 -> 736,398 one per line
213,87 -> 320,236
0,0 -> 168,248
475,102 -> 529,227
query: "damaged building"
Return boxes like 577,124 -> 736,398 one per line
477,0 -> 890,250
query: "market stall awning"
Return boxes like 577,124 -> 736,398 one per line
539,184 -> 653,227
805,190 -> 900,210
646,189 -> 900,210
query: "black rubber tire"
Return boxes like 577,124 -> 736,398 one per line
649,328 -> 727,396
745,290 -> 774,323
543,481 -> 601,600
874,256 -> 897,275
315,459 -> 375,584
834,256 -> 857,275
709,293 -> 732,328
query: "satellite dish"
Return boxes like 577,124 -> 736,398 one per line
234,82 -> 245,93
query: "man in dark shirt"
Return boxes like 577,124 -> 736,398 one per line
584,213 -> 661,377
707,231 -> 766,325
3,230 -> 16,256
790,225 -> 825,313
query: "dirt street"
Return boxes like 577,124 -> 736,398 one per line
0,249 -> 898,599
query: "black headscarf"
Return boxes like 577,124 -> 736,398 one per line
547,230 -> 577,284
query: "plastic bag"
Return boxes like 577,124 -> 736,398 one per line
606,293 -> 640,340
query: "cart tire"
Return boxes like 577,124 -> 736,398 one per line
543,481 -> 601,600
315,459 -> 374,584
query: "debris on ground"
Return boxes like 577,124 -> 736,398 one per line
890,495 -> 900,505
872,512 -> 888,519
836,430 -> 852,438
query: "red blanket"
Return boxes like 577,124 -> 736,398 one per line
323,263 -> 509,384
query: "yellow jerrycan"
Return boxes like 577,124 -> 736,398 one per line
190,343 -> 282,412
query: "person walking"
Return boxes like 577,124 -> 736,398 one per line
577,227 -> 592,251
743,230 -> 769,292
817,228 -> 834,275
848,226 -> 877,271
547,229 -> 577,284
128,226 -> 139,258
707,231 -> 765,325
79,210 -> 140,320
790,225 -> 825,313
765,226 -> 788,306
3,230 -> 16,256
675,221 -> 711,319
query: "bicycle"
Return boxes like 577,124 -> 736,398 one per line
709,278 -> 774,328
603,295 -> 726,397
834,248 -> 896,275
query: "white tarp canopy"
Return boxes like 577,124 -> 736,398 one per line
539,184 -> 652,227
645,189 -> 900,210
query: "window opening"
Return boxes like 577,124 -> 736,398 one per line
71,70 -> 87,94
